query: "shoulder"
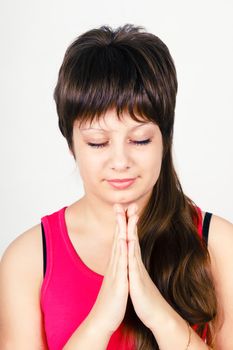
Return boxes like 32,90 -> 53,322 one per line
0,223 -> 43,287
205,212 -> 233,287
203,211 -> 233,273
0,225 -> 49,348
206,212 -> 233,263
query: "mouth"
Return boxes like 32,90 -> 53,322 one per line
107,178 -> 136,190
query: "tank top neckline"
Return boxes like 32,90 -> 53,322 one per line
59,205 -> 203,281
59,206 -> 105,280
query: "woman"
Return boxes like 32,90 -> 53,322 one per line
1,24 -> 233,350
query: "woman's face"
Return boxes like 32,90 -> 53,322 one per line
72,109 -> 163,207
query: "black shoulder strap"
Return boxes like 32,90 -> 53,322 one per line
41,222 -> 47,277
202,212 -> 212,245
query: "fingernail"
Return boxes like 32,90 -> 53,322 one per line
113,203 -> 121,213
114,204 -> 126,216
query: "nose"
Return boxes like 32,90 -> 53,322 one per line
109,143 -> 131,171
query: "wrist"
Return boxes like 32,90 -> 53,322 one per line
149,310 -> 192,348
85,310 -> 115,338
149,313 -> 178,337
148,300 -> 180,334
150,316 -> 209,350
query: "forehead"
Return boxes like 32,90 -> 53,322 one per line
75,109 -> 154,132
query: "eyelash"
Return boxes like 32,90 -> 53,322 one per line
87,139 -> 152,148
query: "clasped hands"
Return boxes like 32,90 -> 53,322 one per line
113,202 -> 164,331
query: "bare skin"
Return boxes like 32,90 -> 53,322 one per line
1,197 -> 233,349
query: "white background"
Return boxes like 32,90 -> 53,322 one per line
0,0 -> 232,256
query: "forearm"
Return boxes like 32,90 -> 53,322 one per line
150,311 -> 210,350
63,315 -> 113,350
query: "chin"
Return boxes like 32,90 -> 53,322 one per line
109,192 -> 142,205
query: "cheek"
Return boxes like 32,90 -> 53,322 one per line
141,147 -> 163,184
144,156 -> 162,182
76,153 -> 103,179
142,144 -> 163,168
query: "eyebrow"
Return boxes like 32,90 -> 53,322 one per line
80,122 -> 153,132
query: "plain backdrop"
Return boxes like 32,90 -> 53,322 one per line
0,0 -> 232,256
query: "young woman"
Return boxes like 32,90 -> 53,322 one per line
1,24 -> 233,350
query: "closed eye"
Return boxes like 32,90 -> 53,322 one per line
87,139 -> 152,149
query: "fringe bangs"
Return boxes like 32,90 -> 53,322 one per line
54,24 -> 177,149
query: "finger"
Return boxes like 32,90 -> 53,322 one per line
127,214 -> 139,243
114,214 -> 128,280
116,213 -> 127,240
128,239 -> 135,260
110,204 -> 126,261
113,203 -> 126,215
117,237 -> 128,279
110,213 -> 127,277
126,203 -> 138,217
109,211 -> 123,267
109,218 -> 119,262
127,215 -> 143,268
134,225 -> 141,255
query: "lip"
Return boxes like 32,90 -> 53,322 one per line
107,178 -> 136,183
107,178 -> 136,190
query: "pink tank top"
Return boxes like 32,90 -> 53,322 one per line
40,205 -> 208,349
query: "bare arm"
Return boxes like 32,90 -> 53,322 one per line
0,225 -> 113,350
63,207 -> 130,349
62,311 -> 113,350
207,214 -> 233,349
0,224 -> 48,350
149,214 -> 233,350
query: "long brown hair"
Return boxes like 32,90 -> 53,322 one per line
54,24 -> 218,349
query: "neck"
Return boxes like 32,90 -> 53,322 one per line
80,191 -> 151,242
